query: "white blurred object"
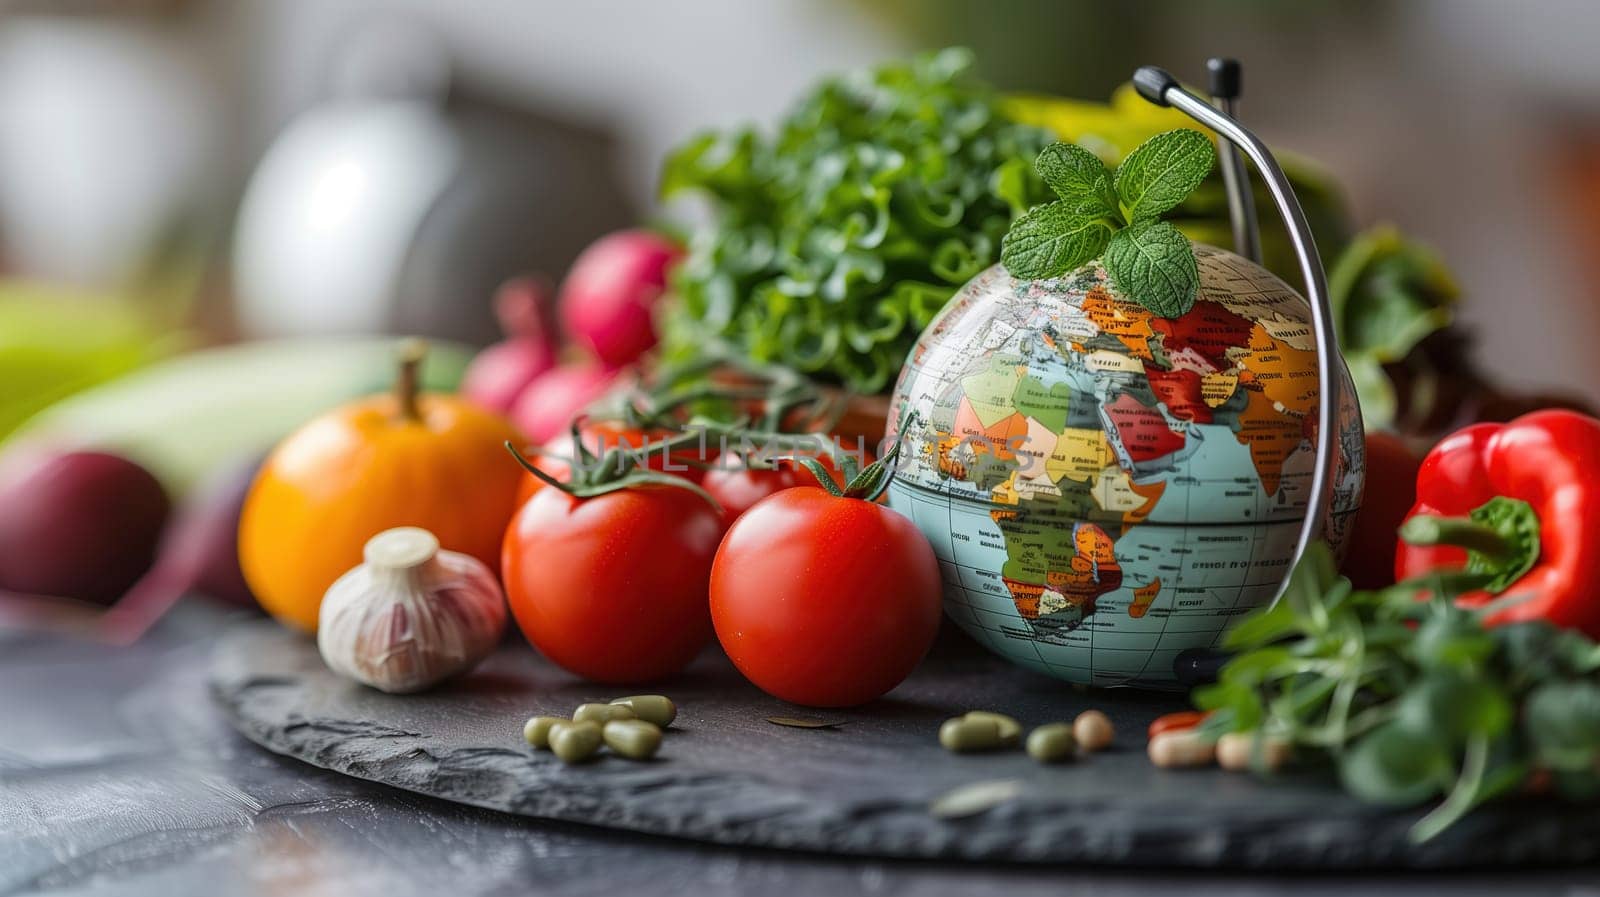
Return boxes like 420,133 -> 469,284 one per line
232,100 -> 460,336
0,19 -> 222,287
231,17 -> 634,344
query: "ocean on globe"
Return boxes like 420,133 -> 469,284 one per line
886,244 -> 1365,688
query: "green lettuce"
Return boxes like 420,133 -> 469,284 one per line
659,48 -> 1055,393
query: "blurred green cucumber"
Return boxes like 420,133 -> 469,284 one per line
4,338 -> 471,496
0,283 -> 183,442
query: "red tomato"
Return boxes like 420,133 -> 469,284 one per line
502,484 -> 724,683
701,456 -> 848,522
709,487 -> 942,707
1341,431 -> 1421,590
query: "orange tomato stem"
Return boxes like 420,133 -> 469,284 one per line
394,339 -> 427,422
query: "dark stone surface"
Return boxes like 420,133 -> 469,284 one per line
7,602 -> 1600,896
211,620 -> 1600,871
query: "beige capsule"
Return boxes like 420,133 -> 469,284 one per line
573,703 -> 636,726
522,715 -> 565,749
1148,730 -> 1216,768
1073,710 -> 1115,753
549,720 -> 603,764
962,711 -> 1022,747
1025,723 -> 1078,764
610,695 -> 677,728
1216,731 -> 1293,772
939,715 -> 1004,753
603,719 -> 664,760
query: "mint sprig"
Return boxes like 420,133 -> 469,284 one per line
1001,128 -> 1216,317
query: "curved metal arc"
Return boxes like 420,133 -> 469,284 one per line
1135,73 -> 1345,603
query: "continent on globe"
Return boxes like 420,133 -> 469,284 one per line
1129,578 -> 1162,618
1103,393 -> 1186,462
996,517 -> 1122,622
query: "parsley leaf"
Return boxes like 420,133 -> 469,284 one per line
1113,128 -> 1217,221
1103,219 -> 1199,317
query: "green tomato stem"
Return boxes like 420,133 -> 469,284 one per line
502,440 -> 722,512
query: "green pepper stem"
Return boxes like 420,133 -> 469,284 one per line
1398,515 -> 1514,559
1399,496 -> 1541,596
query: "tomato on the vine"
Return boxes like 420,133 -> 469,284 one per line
701,454 -> 849,522
581,420 -> 717,483
515,420 -> 718,506
501,444 -> 724,684
512,445 -> 572,507
709,452 -> 941,707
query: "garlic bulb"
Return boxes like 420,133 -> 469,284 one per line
318,527 -> 506,693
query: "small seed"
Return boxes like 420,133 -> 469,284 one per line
1073,709 -> 1115,752
963,711 -> 1022,747
929,779 -> 1023,818
766,716 -> 843,729
939,715 -> 1004,753
611,695 -> 677,728
522,715 -> 565,749
1025,723 -> 1077,763
573,703 -> 636,725
549,720 -> 603,764
1148,730 -> 1215,768
603,719 -> 664,760
1216,731 -> 1292,772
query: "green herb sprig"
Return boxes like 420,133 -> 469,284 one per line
1198,542 -> 1600,842
1001,129 -> 1215,317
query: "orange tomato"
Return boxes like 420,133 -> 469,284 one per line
240,345 -> 524,632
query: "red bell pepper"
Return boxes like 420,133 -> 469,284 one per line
1395,409 -> 1600,638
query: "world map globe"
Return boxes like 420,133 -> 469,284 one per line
885,245 -> 1366,687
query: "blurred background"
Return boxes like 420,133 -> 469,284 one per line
3,0 -> 1598,464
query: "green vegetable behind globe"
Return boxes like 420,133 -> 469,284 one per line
660,48 -> 1057,394
658,48 -> 1545,440
659,50 -> 1353,397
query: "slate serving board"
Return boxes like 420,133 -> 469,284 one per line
211,620 -> 1600,870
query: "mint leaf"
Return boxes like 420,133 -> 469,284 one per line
1104,219 -> 1199,316
1034,144 -> 1118,221
1113,129 -> 1216,221
1000,201 -> 1113,280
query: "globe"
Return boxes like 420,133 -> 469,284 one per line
886,245 -> 1365,688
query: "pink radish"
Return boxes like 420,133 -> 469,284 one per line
494,275 -> 557,341
462,338 -> 557,413
559,230 -> 682,368
462,276 -> 560,413
509,364 -> 618,443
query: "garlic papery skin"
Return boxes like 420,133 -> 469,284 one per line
317,526 -> 506,694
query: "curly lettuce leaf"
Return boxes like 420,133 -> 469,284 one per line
661,48 -> 1055,393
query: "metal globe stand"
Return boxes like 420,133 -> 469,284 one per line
1132,60 -> 1350,602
